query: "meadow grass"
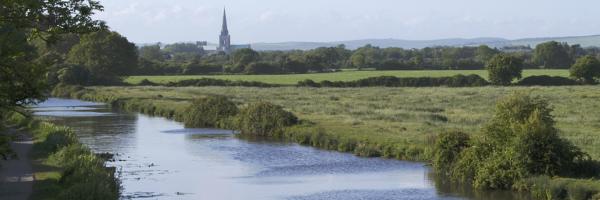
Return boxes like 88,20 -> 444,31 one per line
62,85 -> 600,161
125,69 -> 569,85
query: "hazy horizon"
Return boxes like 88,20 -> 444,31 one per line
95,0 -> 600,44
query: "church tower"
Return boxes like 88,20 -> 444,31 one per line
218,8 -> 231,53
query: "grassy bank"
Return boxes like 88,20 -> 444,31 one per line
52,85 -> 600,199
53,85 -> 600,160
125,69 -> 569,85
5,113 -> 119,200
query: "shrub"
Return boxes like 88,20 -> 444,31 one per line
137,79 -> 157,86
297,79 -> 321,87
570,55 -> 600,84
486,54 -> 524,85
235,102 -> 298,136
165,78 -> 279,87
183,96 -> 239,128
432,131 -> 470,174
436,93 -> 592,190
297,75 -> 488,88
517,75 -> 580,86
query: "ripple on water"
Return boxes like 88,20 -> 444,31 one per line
287,189 -> 464,200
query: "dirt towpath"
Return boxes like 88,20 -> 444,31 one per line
0,129 -> 34,200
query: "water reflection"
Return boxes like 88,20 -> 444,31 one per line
32,98 -> 517,200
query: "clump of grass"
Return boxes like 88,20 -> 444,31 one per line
526,176 -> 600,200
235,102 -> 298,136
183,96 -> 239,128
25,120 -> 120,199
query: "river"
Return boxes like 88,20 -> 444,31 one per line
32,98 -> 520,200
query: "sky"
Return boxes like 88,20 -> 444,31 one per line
94,0 -> 600,44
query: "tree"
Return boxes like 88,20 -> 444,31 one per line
67,30 -> 138,85
486,54 -> 523,85
570,55 -> 600,84
475,45 -> 498,63
0,26 -> 47,111
534,41 -> 573,68
57,65 -> 91,85
139,44 -> 165,62
350,45 -> 382,69
231,48 -> 259,73
244,62 -> 281,74
0,0 -> 104,112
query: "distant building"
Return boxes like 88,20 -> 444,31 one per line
217,8 -> 251,54
218,9 -> 231,53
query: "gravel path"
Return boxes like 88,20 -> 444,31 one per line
0,129 -> 33,200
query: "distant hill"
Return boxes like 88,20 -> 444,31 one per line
250,35 -> 600,51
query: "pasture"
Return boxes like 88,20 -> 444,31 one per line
78,85 -> 600,160
125,69 -> 570,85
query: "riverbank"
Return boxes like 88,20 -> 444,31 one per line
52,85 -> 600,199
3,113 -> 119,200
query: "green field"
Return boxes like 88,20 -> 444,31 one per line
125,69 -> 570,85
69,85 -> 600,160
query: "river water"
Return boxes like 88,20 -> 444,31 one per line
32,98 -> 520,200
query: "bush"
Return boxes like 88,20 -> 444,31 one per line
137,79 -> 157,86
183,96 -> 239,128
570,55 -> 600,84
235,102 -> 298,136
297,75 -> 488,88
517,75 -> 580,86
432,131 -> 470,174
165,78 -> 279,87
435,93 -> 592,190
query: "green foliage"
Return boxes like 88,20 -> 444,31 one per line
297,74 -> 488,87
432,131 -> 470,174
486,54 -> 524,85
67,30 -> 138,85
534,41 -> 577,69
164,78 -> 279,87
183,96 -> 239,128
570,55 -> 600,84
53,146 -> 119,200
126,69 -> 570,85
527,176 -> 600,200
517,75 -> 580,86
0,24 -> 48,110
139,44 -> 165,62
437,93 -> 592,190
235,102 -> 298,136
182,60 -> 222,75
231,48 -> 259,72
244,62 -> 281,74
0,0 -> 104,112
58,64 -> 92,85
25,120 -> 120,200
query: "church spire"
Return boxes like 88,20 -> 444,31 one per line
221,8 -> 228,35
218,7 -> 231,53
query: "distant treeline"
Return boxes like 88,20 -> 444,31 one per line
136,74 -> 584,88
35,30 -> 600,86
135,41 -> 600,75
